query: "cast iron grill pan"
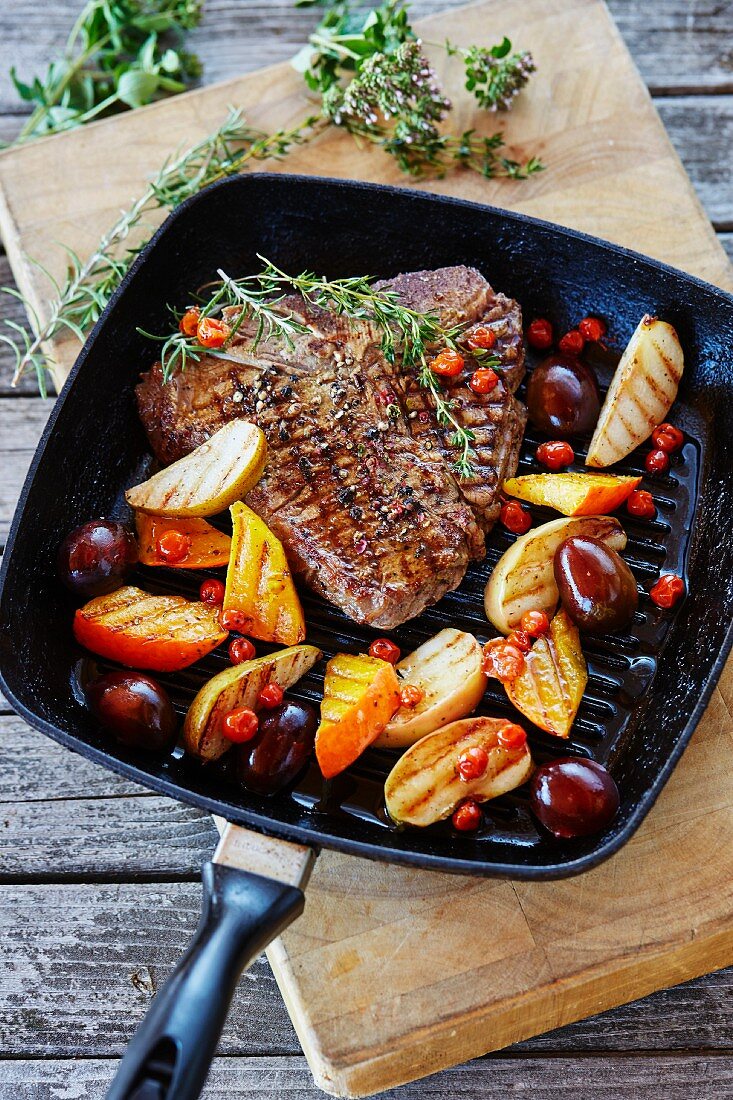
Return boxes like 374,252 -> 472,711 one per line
2,174 -> 733,881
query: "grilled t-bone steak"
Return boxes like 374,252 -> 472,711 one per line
136,266 -> 526,628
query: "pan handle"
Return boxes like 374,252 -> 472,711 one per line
105,860 -> 304,1100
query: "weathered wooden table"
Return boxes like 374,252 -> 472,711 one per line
1,2 -> 732,1096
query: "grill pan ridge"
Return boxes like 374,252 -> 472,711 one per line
1,173 -> 733,880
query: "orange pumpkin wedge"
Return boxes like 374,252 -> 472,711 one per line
316,653 -> 401,779
504,608 -> 587,738
135,513 -> 231,569
222,503 -> 306,646
73,585 -> 228,672
503,473 -> 642,517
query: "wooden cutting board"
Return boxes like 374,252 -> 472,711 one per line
2,0 -> 733,1096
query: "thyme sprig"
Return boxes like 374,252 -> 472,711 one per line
145,257 -> 485,476
294,0 -> 542,179
2,109 -> 324,391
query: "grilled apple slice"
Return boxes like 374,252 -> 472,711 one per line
484,514 -> 627,634
586,315 -> 684,467
223,503 -> 305,646
503,473 -> 641,518
504,609 -> 587,738
385,716 -> 533,827
73,585 -> 227,672
316,653 -> 401,779
183,644 -> 322,762
375,629 -> 487,749
135,513 -> 231,568
126,420 -> 267,517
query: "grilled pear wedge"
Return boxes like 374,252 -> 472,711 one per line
183,644 -> 321,762
484,515 -> 627,634
586,315 -> 684,468
126,420 -> 266,517
375,629 -> 487,749
385,716 -> 533,827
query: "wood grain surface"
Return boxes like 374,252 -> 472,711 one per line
0,1 -> 732,1098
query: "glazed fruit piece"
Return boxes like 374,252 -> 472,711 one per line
135,513 -> 231,569
183,644 -> 322,762
73,585 -> 228,672
503,473 -> 641,518
504,609 -> 587,738
484,515 -> 627,634
384,716 -> 533,827
58,518 -> 137,598
526,354 -> 601,438
86,671 -> 177,750
316,653 -> 401,779
530,757 -> 620,838
375,629 -> 488,749
222,502 -> 305,646
555,536 -> 638,632
586,315 -> 684,467
126,420 -> 267,517
237,701 -> 319,794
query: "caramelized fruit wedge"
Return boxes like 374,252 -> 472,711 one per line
223,502 -> 305,646
375,628 -> 487,749
586,315 -> 684,468
183,644 -> 322,762
385,716 -> 533,827
135,513 -> 231,568
316,653 -> 401,778
484,515 -> 627,634
504,609 -> 587,738
126,420 -> 267,517
503,473 -> 642,518
73,585 -> 227,672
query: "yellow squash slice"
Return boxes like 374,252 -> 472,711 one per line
586,315 -> 684,468
223,502 -> 305,646
505,609 -> 587,738
316,653 -> 401,779
385,716 -> 533,827
375,629 -> 487,749
503,472 -> 641,518
484,514 -> 627,635
126,420 -> 267,517
183,644 -> 322,762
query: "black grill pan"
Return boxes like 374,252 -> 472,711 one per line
2,174 -> 733,1099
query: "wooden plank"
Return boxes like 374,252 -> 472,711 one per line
2,1054 -> 733,1098
0,396 -> 50,541
3,881 -> 733,1059
0,794 -> 215,878
0,255 -> 44,394
658,97 -> 733,228
0,0 -> 731,393
0,714 -> 144,799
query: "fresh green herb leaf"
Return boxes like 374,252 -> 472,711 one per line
6,0 -> 204,146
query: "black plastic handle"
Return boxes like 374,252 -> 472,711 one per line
106,861 -> 304,1100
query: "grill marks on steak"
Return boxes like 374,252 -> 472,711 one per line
135,266 -> 526,628
374,268 -> 526,529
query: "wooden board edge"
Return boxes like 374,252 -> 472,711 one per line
277,921 -> 733,1098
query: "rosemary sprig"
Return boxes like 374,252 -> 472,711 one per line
144,257 -> 485,477
2,109 -> 325,390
